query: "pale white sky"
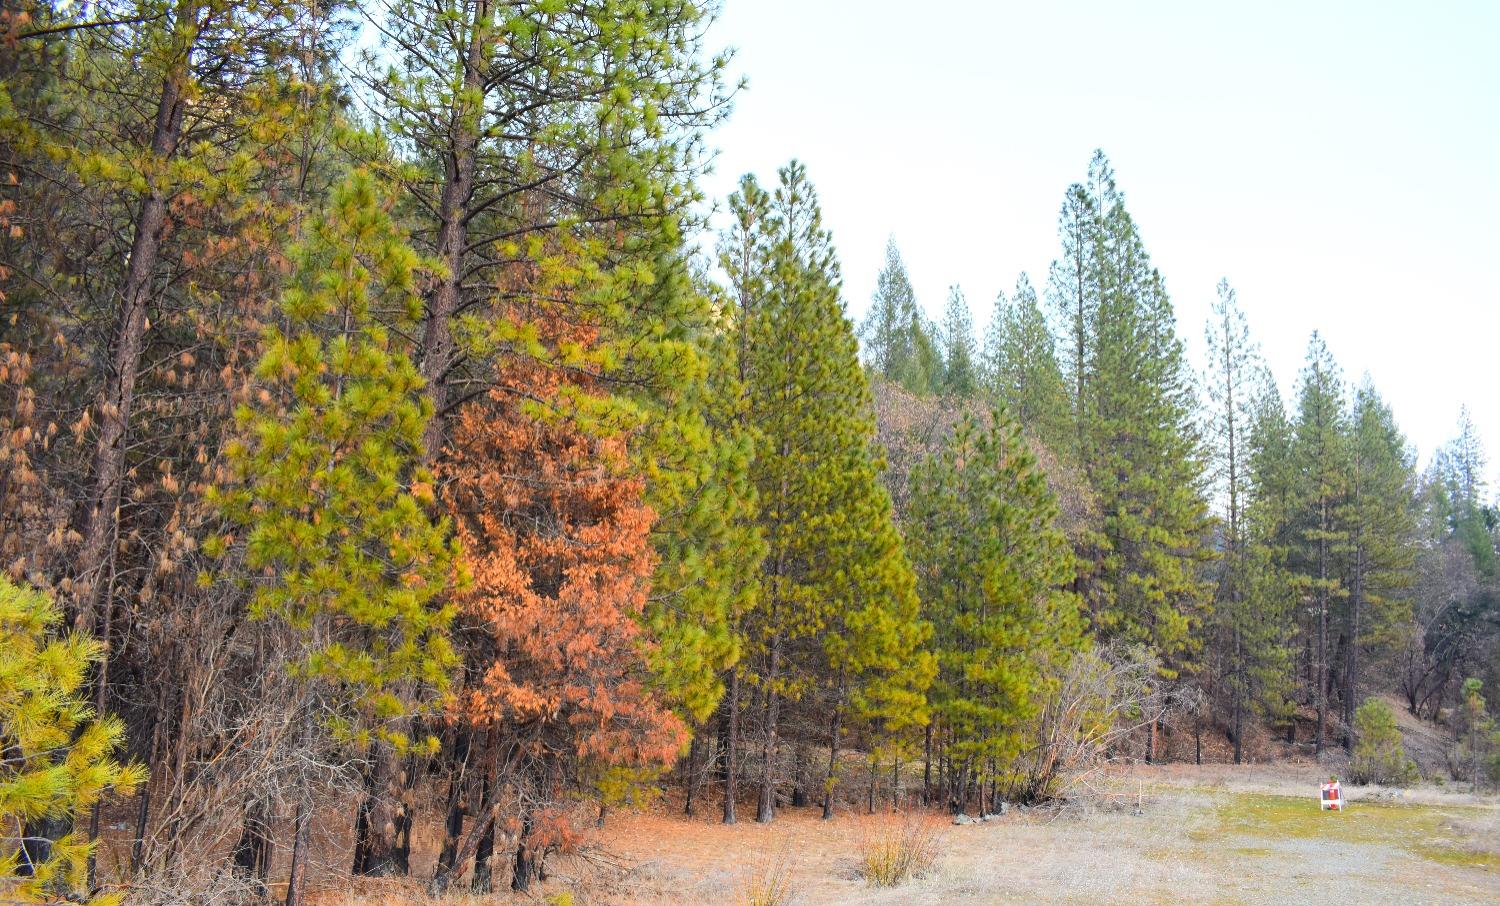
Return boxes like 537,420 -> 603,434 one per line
697,0 -> 1500,478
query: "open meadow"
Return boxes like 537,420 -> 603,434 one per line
310,763 -> 1499,906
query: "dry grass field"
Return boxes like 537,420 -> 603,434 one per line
309,762 -> 1499,906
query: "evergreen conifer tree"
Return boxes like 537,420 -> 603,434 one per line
721,164 -> 930,824
1338,380 -> 1417,748
1059,155 -> 1213,678
1289,332 -> 1348,754
213,170 -> 459,893
1204,283 -> 1294,760
0,577 -> 142,904
938,286 -> 978,396
859,238 -> 941,394
909,410 -> 1083,812
982,273 -> 1069,449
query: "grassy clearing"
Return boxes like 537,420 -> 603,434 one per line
1196,789 -> 1500,868
318,766 -> 1500,904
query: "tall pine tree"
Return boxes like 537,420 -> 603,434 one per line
909,410 -> 1083,813
1289,332 -> 1348,754
982,273 -> 1069,450
719,164 -> 930,824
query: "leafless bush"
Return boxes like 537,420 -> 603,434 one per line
1006,644 -> 1163,804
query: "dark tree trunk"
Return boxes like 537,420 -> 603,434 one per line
1344,538 -> 1364,752
18,815 -> 71,880
471,782 -> 496,895
756,638 -> 782,824
891,756 -> 900,811
922,722 -> 933,805
283,801 -> 311,906
418,0 -> 490,462
436,729 -> 472,876
791,743 -> 809,807
74,46 -> 188,633
1315,504 -> 1329,755
723,669 -> 739,824
429,763 -> 500,897
684,731 -> 700,817
511,811 -> 537,892
1232,689 -> 1244,764
352,744 -> 410,877
822,703 -> 842,820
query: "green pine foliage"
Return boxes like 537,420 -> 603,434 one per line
0,577 -> 142,904
213,170 -> 459,750
722,163 -> 931,822
1289,333 -> 1349,752
909,410 -> 1084,795
640,281 -> 767,724
1049,153 -> 1213,673
1349,697 -> 1418,786
1337,381 -> 1418,745
982,274 -> 1070,450
938,286 -> 978,397
1203,280 -> 1294,759
860,238 -> 942,395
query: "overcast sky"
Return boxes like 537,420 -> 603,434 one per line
696,0 -> 1500,478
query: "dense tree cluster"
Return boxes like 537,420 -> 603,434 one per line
2,2 -> 1497,902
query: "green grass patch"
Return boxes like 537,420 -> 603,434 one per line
1197,791 -> 1497,870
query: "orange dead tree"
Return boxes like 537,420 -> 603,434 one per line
434,299 -> 687,893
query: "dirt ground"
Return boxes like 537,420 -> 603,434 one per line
320,762 -> 1499,906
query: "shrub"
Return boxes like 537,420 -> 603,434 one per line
1349,697 -> 1419,786
857,813 -> 942,887
1454,678 -> 1498,790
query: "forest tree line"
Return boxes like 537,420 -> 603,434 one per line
1,1 -> 1497,903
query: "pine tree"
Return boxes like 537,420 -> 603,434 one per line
938,285 -> 978,397
356,0 -> 730,871
1349,697 -> 1418,785
1068,156 -> 1213,679
1338,380 -> 1417,749
0,577 -> 142,904
982,273 -> 1069,450
1047,150 -> 1116,454
859,238 -> 941,394
1436,407 -> 1488,508
721,164 -> 930,824
1203,279 -> 1292,761
437,298 -> 688,892
357,0 -> 729,461
909,410 -> 1083,813
1237,374 -> 1300,751
213,170 -> 459,896
1289,332 -> 1348,754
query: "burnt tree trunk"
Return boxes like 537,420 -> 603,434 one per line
756,637 -> 782,824
723,669 -> 739,824
822,700 -> 842,820
283,801 -> 311,906
511,810 -> 537,892
352,744 -> 410,876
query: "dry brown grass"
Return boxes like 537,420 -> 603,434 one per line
855,813 -> 943,887
734,840 -> 799,906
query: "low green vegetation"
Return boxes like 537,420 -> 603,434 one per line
1201,791 -> 1498,871
1350,698 -> 1421,786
